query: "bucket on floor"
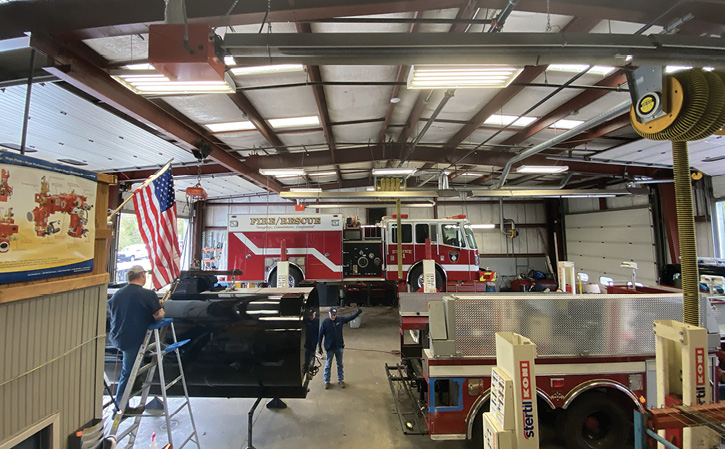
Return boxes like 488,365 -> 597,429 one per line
349,315 -> 362,329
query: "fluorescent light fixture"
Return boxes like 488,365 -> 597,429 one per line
310,203 -> 433,208
259,169 -> 306,177
470,224 -> 496,229
268,116 -> 320,129
113,72 -> 235,95
0,35 -> 30,53
704,66 -> 715,72
516,165 -> 569,174
290,188 -> 322,193
366,186 -> 376,191
372,168 -> 417,176
547,64 -> 616,76
407,65 -> 523,89
123,63 -> 154,70
551,119 -> 584,129
458,172 -> 484,177
230,64 -> 304,76
309,171 -> 338,177
224,55 -> 236,66
205,121 -> 256,133
484,114 -> 537,128
665,65 -> 692,74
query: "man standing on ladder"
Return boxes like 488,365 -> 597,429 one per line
108,265 -> 165,412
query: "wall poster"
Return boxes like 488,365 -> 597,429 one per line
0,151 -> 97,284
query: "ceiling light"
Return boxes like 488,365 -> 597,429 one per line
290,188 -> 322,193
407,65 -> 522,89
268,116 -> 320,129
550,119 -> 584,129
458,172 -> 484,177
516,165 -> 569,174
309,203 -> 433,208
224,55 -> 236,66
470,224 -> 496,229
113,72 -> 236,95
309,171 -> 338,177
123,63 -> 154,70
665,65 -> 692,74
230,64 -> 304,76
372,168 -> 417,176
390,97 -> 401,104
260,169 -> 306,177
205,121 -> 256,133
366,186 -> 375,191
547,64 -> 616,76
484,114 -> 537,128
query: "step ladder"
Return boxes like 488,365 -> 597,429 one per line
108,318 -> 201,449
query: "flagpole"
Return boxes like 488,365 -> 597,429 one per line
107,159 -> 174,221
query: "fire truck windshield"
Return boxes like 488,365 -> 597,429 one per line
464,225 -> 477,249
441,224 -> 464,247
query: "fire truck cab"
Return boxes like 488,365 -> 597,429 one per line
226,213 -> 479,291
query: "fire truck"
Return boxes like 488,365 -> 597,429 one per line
388,292 -> 721,449
226,213 -> 480,291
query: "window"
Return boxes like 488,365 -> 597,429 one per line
441,224 -> 463,247
717,200 -> 725,257
415,223 -> 437,244
433,379 -> 461,409
464,225 -> 477,249
391,224 -> 412,243
115,212 -> 190,284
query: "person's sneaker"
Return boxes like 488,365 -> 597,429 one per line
324,382 -> 331,390
339,381 -> 345,389
124,405 -> 145,415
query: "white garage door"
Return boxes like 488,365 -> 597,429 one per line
565,208 -> 658,286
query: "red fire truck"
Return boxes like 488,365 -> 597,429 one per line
388,292 -> 721,449
226,213 -> 480,291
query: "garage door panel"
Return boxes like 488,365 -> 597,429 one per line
565,207 -> 657,287
565,226 -> 654,243
567,241 -> 655,260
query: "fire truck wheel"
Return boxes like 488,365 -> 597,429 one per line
268,266 -> 304,288
407,264 -> 443,292
562,392 -> 629,449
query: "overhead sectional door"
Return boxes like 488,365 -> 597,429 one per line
565,208 -> 658,286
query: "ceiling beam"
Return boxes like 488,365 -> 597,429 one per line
31,37 -> 283,193
500,70 -> 628,147
558,112 -> 632,149
445,65 -> 547,148
111,163 -> 232,183
396,1 -> 478,154
296,22 -> 341,181
227,92 -> 286,153
7,0 -> 719,41
242,144 -> 672,179
379,10 -> 422,145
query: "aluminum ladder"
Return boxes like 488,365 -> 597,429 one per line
108,318 -> 201,449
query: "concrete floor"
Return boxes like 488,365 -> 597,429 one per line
111,306 -> 469,449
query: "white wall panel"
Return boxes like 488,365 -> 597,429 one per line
565,208 -> 657,286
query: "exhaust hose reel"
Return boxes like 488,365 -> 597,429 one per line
630,69 -> 725,326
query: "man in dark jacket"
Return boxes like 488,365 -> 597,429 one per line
108,265 -> 164,410
318,306 -> 362,389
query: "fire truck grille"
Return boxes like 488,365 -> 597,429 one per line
452,294 -> 684,357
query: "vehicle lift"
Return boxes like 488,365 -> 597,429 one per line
634,320 -> 723,449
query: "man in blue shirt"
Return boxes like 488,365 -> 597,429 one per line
318,306 -> 362,389
108,265 -> 165,410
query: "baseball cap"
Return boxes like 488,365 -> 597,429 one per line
127,265 -> 146,280
329,307 -> 338,315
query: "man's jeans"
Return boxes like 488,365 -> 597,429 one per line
116,347 -> 138,409
323,348 -> 344,383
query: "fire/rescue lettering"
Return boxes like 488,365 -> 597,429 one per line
250,217 -> 322,226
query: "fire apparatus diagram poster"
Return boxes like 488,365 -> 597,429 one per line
0,151 -> 97,284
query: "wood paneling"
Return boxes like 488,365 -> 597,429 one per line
0,284 -> 106,448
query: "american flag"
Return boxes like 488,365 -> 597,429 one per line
133,164 -> 180,289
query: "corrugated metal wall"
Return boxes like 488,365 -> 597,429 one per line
0,284 -> 106,448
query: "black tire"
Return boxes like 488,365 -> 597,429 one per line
408,264 -> 443,292
268,265 -> 303,287
562,392 -> 630,449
